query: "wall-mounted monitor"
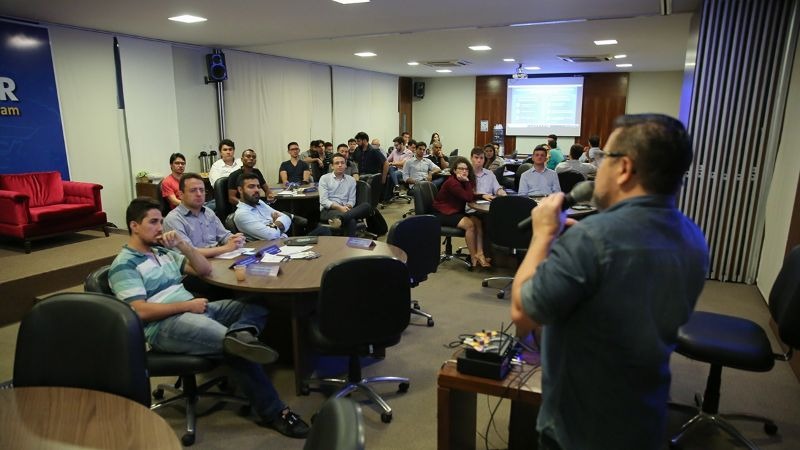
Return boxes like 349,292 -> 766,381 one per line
506,76 -> 584,137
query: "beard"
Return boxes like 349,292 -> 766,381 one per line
241,191 -> 260,206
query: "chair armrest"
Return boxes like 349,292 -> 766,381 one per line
63,181 -> 104,211
0,190 -> 30,225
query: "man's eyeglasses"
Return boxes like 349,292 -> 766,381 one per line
605,152 -> 627,158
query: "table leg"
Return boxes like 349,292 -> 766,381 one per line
438,385 -> 477,450
509,400 -> 539,449
291,295 -> 316,395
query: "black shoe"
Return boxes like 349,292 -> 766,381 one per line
291,214 -> 308,228
263,408 -> 310,439
223,331 -> 279,364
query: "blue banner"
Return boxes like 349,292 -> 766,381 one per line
0,21 -> 69,179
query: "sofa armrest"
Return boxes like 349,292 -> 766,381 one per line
0,190 -> 30,225
63,181 -> 104,211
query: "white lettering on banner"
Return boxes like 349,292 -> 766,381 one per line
0,77 -> 19,101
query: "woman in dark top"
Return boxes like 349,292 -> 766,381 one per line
432,157 -> 491,268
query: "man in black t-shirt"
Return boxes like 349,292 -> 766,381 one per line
279,142 -> 311,184
227,148 -> 270,206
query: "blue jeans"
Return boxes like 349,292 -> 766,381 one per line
148,299 -> 284,421
388,166 -> 404,186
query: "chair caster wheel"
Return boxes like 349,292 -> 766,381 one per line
427,318 -> 434,327
152,388 -> 164,400
181,433 -> 196,446
413,302 -> 421,310
497,292 -> 505,299
482,281 -> 488,287
765,421 -> 778,435
381,412 -> 393,423
238,405 -> 252,416
300,383 -> 310,396
398,382 -> 410,393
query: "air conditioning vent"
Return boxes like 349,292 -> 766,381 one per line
557,55 -> 613,63
423,60 -> 471,68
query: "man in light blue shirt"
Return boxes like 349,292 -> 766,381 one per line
470,147 -> 506,198
319,153 -> 371,236
234,173 -> 293,241
402,142 -> 440,185
518,147 -> 561,196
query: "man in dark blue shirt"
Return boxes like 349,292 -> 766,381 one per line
511,114 -> 709,450
279,142 -> 311,184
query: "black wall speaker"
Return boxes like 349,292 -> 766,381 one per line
413,81 -> 425,99
205,53 -> 228,83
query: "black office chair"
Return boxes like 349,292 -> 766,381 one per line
155,179 -> 169,215
481,196 -> 536,299
494,165 -> 515,191
84,266 -> 248,446
557,170 -> 586,193
387,214 -> 440,326
304,398 -> 365,450
514,163 -> 533,192
449,149 -> 459,156
669,246 -> 800,448
305,256 -> 411,423
12,292 -> 151,406
213,176 -> 234,225
412,181 -> 472,269
353,180 -> 377,239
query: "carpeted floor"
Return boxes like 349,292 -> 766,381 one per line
0,199 -> 798,449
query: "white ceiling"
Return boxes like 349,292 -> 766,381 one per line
0,0 -> 701,77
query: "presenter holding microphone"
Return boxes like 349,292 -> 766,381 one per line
510,114 -> 709,450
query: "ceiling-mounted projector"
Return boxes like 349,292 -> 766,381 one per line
512,63 -> 528,79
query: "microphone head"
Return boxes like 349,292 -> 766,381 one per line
570,180 -> 594,203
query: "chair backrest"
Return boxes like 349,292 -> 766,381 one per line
155,179 -> 169,215
213,176 -> 232,223
493,165 -> 506,184
769,246 -> 800,348
85,265 -> 113,295
13,292 -> 151,407
449,149 -> 459,156
557,170 -> 586,193
355,180 -> 371,208
366,174 -> 383,208
514,163 -> 533,191
317,256 -> 410,345
387,215 -> 441,285
412,181 -> 438,215
303,397 -> 365,450
488,196 -> 536,250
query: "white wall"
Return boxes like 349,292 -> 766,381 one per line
757,42 -> 800,300
332,66 -> 398,149
172,46 -> 218,173
411,76 -> 476,156
626,71 -> 683,117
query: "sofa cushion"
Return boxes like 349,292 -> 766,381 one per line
29,203 -> 96,223
0,172 -> 64,207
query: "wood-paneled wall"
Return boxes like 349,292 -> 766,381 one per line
473,73 -> 628,156
398,77 -> 413,136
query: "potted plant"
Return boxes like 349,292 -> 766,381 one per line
135,171 -> 150,183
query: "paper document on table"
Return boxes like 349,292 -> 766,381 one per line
474,200 -> 490,204
276,190 -> 302,196
278,245 -> 313,255
215,248 -> 251,259
260,253 -> 288,263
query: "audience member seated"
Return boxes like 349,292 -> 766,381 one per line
545,134 -> 565,170
580,134 -> 605,166
470,147 -> 507,199
279,142 -> 311,184
227,148 -> 271,208
432,156 -> 490,268
318,154 -> 372,237
109,197 -> 309,439
427,142 -> 450,188
484,143 -> 506,171
556,144 -> 597,177
301,140 -> 325,182
161,152 -> 186,210
518,145 -> 561,196
403,142 -> 440,188
387,136 -> 413,190
208,139 -> 242,185
335,143 -> 360,180
322,141 -> 335,174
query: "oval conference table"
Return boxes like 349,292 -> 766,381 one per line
0,386 -> 181,450
202,235 -> 407,393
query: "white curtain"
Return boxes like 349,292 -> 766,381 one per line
332,66 -> 399,149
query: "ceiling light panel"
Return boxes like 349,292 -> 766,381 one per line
436,69 -> 452,73
333,0 -> 370,4
168,15 -> 207,23
616,63 -> 632,67
354,52 -> 376,57
469,45 -> 492,51
503,58 -> 515,62
594,39 -> 618,46
407,61 -> 419,66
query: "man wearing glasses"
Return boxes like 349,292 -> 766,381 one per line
161,153 -> 186,210
511,114 -> 709,450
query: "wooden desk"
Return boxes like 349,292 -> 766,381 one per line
204,236 -> 407,393
438,351 -> 542,450
269,184 -> 321,228
0,386 -> 181,450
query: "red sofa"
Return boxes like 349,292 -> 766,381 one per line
0,171 -> 108,253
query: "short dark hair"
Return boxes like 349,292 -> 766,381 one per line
483,143 -> 494,151
242,148 -> 256,157
169,152 -> 185,164
611,114 -> 693,195
337,143 -> 348,151
324,142 -> 333,148
402,131 -> 410,137
347,138 -> 356,144
393,136 -> 403,144
179,173 -> 204,191
355,131 -> 369,141
126,197 -> 161,234
239,172 -> 260,188
287,141 -> 300,150
533,144 -> 548,154
570,144 -> 584,160
332,153 -> 347,163
470,147 -> 486,157
588,135 -> 600,147
417,141 -> 427,149
408,139 -> 417,147
218,139 -> 235,151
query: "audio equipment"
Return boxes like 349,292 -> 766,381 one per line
413,81 -> 425,99
205,52 -> 227,83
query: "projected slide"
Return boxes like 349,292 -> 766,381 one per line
506,77 -> 584,137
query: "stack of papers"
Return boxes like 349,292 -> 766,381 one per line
259,245 -> 316,262
215,248 -> 253,259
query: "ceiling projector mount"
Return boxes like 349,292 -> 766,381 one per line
512,63 -> 528,79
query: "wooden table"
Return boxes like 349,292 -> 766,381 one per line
204,236 -> 407,393
0,386 -> 181,450
269,184 -> 321,229
438,350 -> 542,450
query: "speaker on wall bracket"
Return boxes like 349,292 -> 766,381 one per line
413,81 -> 425,99
205,52 -> 227,84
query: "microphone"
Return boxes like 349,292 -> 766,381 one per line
517,181 -> 595,230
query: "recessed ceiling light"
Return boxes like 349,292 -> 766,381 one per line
168,15 -> 207,23
510,19 -> 587,27
614,54 -> 627,59
503,58 -> 515,62
354,52 -> 377,57
685,62 -> 696,67
594,39 -> 618,46
469,45 -> 492,51
407,61 -> 420,66
616,63 -> 632,68
333,0 -> 370,4
524,66 -> 541,70
436,69 -> 452,73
